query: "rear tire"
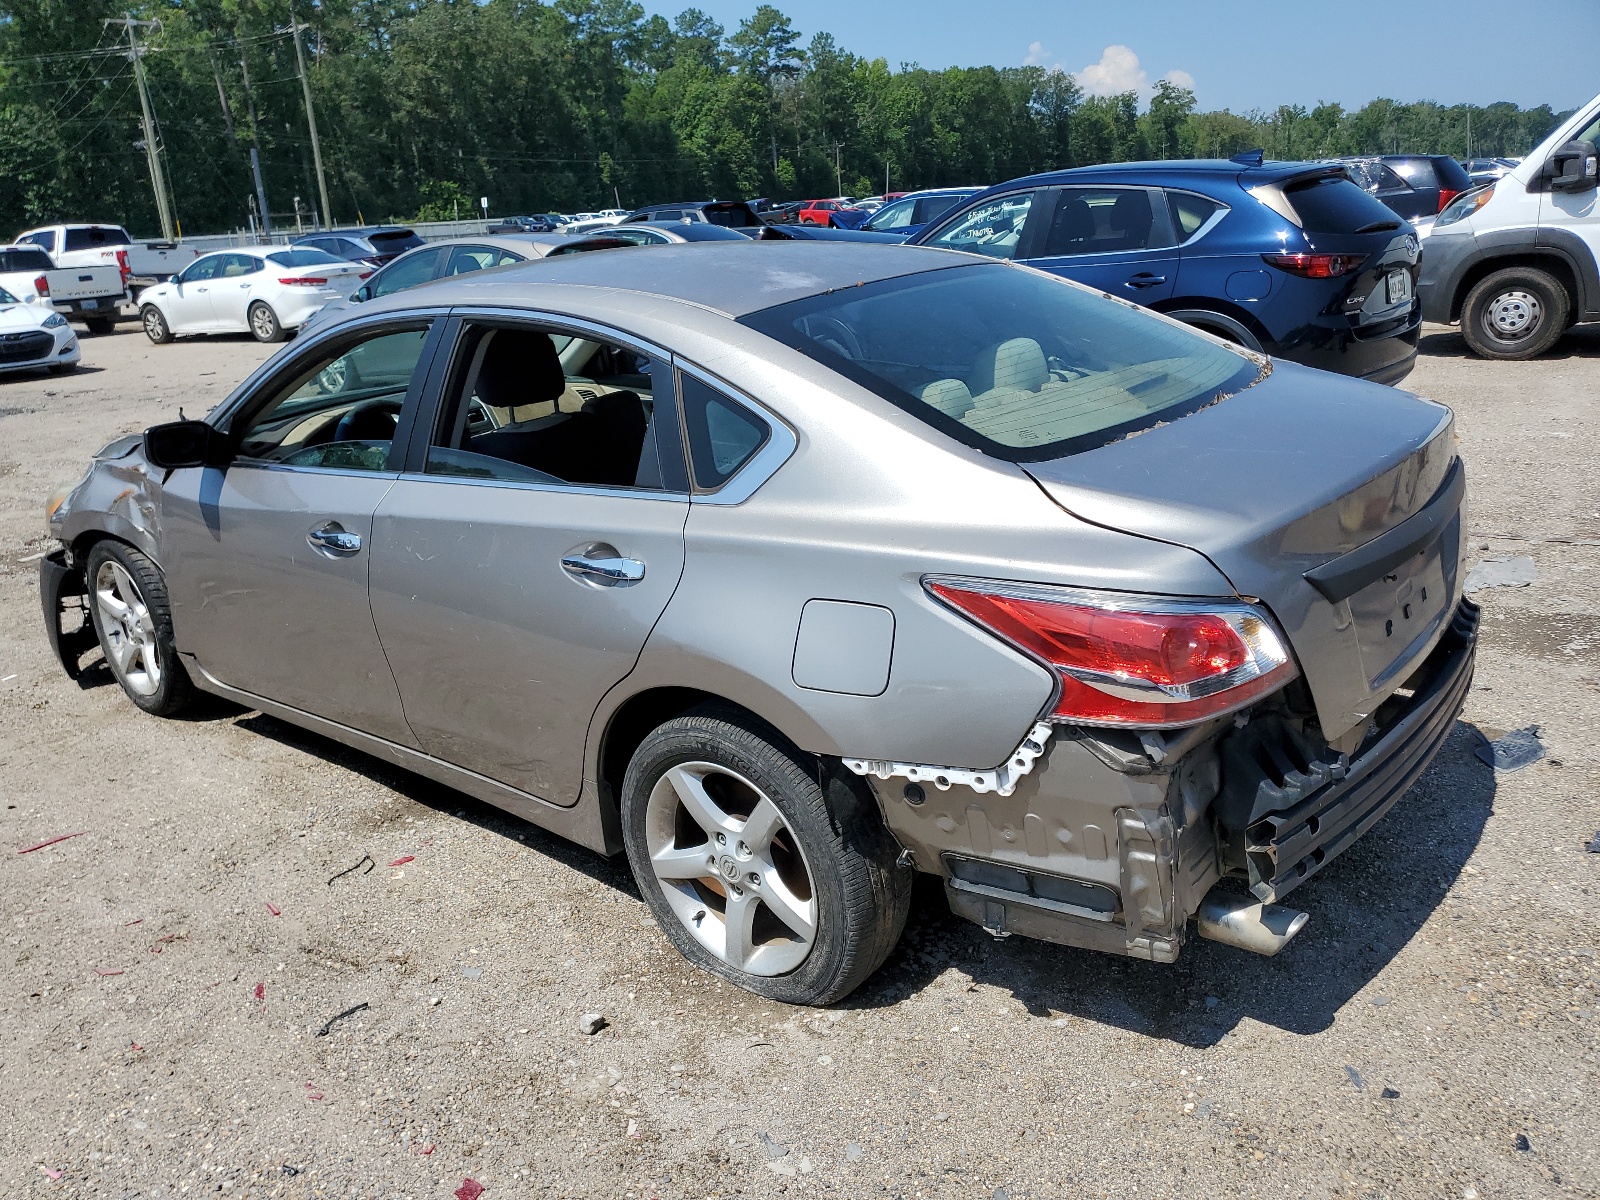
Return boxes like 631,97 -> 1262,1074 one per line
141,305 -> 173,345
84,316 -> 116,336
84,541 -> 193,717
1461,266 -> 1570,360
620,705 -> 911,1005
248,301 -> 286,343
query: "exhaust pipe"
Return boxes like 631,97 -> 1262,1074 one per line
1196,889 -> 1309,956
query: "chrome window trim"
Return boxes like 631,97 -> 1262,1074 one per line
672,357 -> 798,506
392,470 -> 688,504
225,460 -> 401,481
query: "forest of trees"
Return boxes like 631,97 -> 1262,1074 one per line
0,0 -> 1575,237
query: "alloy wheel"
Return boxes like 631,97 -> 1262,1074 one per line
94,560 -> 162,696
250,304 -> 278,340
1485,289 -> 1541,339
643,761 -> 817,976
143,309 -> 166,340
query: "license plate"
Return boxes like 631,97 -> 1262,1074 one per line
1385,269 -> 1412,306
81,298 -> 99,310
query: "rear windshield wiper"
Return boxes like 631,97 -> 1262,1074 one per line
1353,219 -> 1402,233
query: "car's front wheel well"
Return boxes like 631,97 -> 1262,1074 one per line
1452,252 -> 1579,323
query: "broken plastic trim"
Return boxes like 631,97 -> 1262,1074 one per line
843,721 -> 1053,797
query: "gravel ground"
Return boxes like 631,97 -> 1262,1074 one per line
1,321 -> 1597,1200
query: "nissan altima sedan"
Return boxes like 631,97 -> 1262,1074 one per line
42,243 -> 1476,1004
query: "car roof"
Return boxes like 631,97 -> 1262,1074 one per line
360,241 -> 963,319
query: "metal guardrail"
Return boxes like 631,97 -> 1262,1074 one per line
172,218 -> 498,252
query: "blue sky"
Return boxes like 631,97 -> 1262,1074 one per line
643,0 -> 1598,113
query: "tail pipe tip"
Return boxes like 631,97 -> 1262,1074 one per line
1195,889 -> 1309,957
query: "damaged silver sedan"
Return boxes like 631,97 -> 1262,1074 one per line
41,243 -> 1476,1004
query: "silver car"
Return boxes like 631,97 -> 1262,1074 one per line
41,243 -> 1477,1004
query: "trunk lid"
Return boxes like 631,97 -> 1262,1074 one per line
1023,360 -> 1462,740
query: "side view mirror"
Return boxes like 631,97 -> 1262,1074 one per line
352,285 -> 370,303
1547,140 -> 1598,193
165,274 -> 179,284
143,420 -> 225,470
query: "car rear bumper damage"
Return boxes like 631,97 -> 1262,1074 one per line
866,596 -> 1478,963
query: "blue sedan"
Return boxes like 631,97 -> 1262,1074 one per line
909,160 -> 1421,384
833,188 -> 982,238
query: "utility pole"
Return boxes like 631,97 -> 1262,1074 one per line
288,4 -> 332,230
834,142 -> 843,197
106,16 -> 175,242
238,52 -> 272,237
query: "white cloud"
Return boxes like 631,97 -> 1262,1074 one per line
1163,68 -> 1196,91
1075,44 -> 1147,96
1023,40 -> 1051,67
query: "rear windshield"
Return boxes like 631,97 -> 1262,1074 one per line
703,203 -> 759,227
368,230 -> 424,251
740,263 -> 1259,461
265,249 -> 345,267
1285,175 -> 1402,233
0,247 -> 54,271
64,226 -> 133,251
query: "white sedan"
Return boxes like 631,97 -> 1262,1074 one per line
0,285 -> 80,376
138,248 -> 369,344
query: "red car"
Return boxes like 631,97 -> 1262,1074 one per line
797,199 -> 849,226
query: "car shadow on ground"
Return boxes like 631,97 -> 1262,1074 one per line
1,365 -> 105,384
1420,324 -> 1600,359
229,710 -> 639,893
213,700 -> 1491,1043
849,722 -> 1496,1048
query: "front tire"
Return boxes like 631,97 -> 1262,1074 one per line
1461,266 -> 1570,360
248,301 -> 286,343
84,541 -> 193,717
621,706 -> 911,1005
141,305 -> 173,344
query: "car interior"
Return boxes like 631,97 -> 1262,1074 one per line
424,324 -> 667,489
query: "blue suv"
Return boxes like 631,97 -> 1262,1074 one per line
909,158 -> 1422,384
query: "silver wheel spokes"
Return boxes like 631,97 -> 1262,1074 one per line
252,307 -> 274,337
1488,289 -> 1540,338
645,762 -> 817,977
94,561 -> 161,697
144,311 -> 162,337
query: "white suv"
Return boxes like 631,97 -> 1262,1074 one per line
1419,92 -> 1600,358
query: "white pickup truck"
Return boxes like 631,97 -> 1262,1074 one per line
0,245 -> 126,335
13,224 -> 201,302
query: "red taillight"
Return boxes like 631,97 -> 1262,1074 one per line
357,271 -> 373,280
279,276 -> 329,286
33,274 -> 49,295
1437,188 -> 1459,213
115,248 -> 131,285
928,579 -> 1298,728
1262,253 -> 1368,279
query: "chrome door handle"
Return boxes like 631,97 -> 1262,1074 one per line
1124,273 -> 1167,289
561,550 -> 645,587
307,522 -> 362,557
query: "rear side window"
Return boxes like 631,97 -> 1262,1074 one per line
64,227 -> 131,251
1037,188 -> 1168,257
0,248 -> 54,272
1387,159 -> 1438,188
648,210 -> 684,222
1167,192 -> 1224,240
703,203 -> 758,227
678,373 -> 768,489
1283,176 -> 1402,233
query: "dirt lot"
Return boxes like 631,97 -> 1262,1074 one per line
1,320 -> 1597,1200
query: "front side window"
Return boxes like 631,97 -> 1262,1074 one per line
741,263 -> 1259,461
424,323 -> 676,490
369,248 -> 445,298
1037,188 -> 1168,257
229,326 -> 432,472
179,256 -> 222,283
20,231 -> 56,253
923,192 -> 1036,260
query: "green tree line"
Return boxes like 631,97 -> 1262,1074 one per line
0,0 -> 1573,236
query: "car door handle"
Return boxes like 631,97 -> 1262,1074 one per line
1124,273 -> 1167,289
561,547 -> 645,587
307,522 -> 362,557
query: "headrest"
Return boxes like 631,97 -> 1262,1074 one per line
918,378 -> 974,418
474,328 -> 565,410
1108,191 -> 1152,240
976,338 -> 1048,395
1048,196 -> 1095,249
